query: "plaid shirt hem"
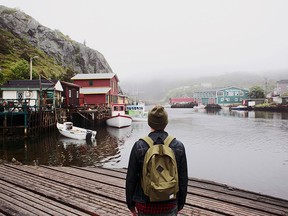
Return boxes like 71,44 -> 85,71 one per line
136,202 -> 176,214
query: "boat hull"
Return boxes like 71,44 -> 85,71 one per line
57,122 -> 96,140
106,115 -> 132,128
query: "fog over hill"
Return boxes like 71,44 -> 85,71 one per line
121,70 -> 287,103
1,5 -> 287,104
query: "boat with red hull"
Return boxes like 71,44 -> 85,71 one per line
106,104 -> 132,128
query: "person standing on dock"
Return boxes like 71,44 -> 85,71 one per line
126,105 -> 188,216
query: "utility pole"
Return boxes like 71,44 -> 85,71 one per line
30,56 -> 39,80
264,77 -> 268,96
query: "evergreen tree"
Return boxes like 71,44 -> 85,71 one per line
249,86 -> 265,98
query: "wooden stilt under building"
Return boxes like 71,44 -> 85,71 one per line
0,108 -> 59,138
0,164 -> 287,216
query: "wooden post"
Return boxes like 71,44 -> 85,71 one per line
24,100 -> 28,138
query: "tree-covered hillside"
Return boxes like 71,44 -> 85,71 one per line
0,28 -> 71,84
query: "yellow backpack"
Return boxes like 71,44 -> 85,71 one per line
141,135 -> 179,202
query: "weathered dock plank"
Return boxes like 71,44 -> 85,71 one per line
0,164 -> 287,216
0,166 -> 126,216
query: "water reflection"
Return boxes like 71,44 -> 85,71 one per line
1,133 -> 60,166
59,137 -> 94,148
1,109 -> 287,199
199,107 -> 288,120
54,126 -> 132,167
106,126 -> 132,145
0,126 -> 133,167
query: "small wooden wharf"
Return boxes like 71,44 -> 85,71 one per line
0,102 -> 110,138
72,105 -> 111,127
0,164 -> 287,215
0,97 -> 64,138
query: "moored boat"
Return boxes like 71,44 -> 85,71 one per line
193,104 -> 205,110
126,102 -> 148,122
229,105 -> 250,111
106,104 -> 132,128
57,122 -> 97,141
204,104 -> 222,110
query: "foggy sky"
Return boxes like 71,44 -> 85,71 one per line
1,0 -> 288,83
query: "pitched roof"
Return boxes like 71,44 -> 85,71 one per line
194,86 -> 249,93
71,73 -> 119,82
60,81 -> 80,88
277,80 -> 288,83
80,87 -> 111,94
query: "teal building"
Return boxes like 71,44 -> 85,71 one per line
193,87 -> 249,105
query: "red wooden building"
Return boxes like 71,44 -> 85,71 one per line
60,81 -> 80,108
71,73 -> 119,107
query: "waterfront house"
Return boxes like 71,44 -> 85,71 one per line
269,80 -> 288,105
118,93 -> 129,104
0,79 -> 63,111
193,87 -> 249,105
71,73 -> 120,107
59,81 -> 80,108
0,79 -> 63,137
275,80 -> 288,96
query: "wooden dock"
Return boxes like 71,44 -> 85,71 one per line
0,164 -> 287,216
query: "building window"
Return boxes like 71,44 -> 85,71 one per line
235,91 -> 240,96
89,80 -> 93,86
17,91 -> 24,99
227,91 -> 234,96
240,91 -> 244,96
76,91 -> 79,98
235,98 -> 238,102
220,98 -> 224,102
69,90 -> 71,98
217,91 -> 224,96
113,81 -> 115,91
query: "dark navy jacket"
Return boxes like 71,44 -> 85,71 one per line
125,130 -> 188,211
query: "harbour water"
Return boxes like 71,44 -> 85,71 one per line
1,108 -> 288,200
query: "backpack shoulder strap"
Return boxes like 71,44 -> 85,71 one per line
164,135 -> 175,147
141,136 -> 154,148
141,135 -> 175,147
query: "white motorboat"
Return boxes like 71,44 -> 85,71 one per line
229,105 -> 250,111
57,122 -> 97,141
106,104 -> 132,128
193,104 -> 205,110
